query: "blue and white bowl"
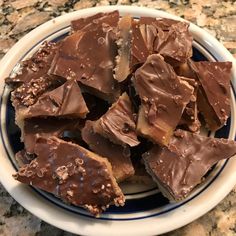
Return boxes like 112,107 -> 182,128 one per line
0,6 -> 235,236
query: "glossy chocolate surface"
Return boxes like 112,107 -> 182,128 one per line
143,129 -> 236,200
134,54 -> 193,145
82,120 -> 134,182
21,79 -> 88,119
94,92 -> 139,147
14,136 -> 124,216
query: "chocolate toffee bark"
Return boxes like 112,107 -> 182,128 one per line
8,42 -> 64,111
114,16 -> 149,82
50,16 -> 120,102
23,118 -> 83,154
143,129 -> 236,201
190,61 -> 232,131
15,150 -> 35,167
154,21 -> 193,66
94,92 -> 139,147
178,76 -> 201,132
82,121 -> 134,182
6,42 -> 60,89
14,136 -> 125,216
71,11 -> 119,32
16,79 -> 89,123
133,54 -> 194,145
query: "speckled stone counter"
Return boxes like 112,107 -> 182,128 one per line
0,0 -> 235,235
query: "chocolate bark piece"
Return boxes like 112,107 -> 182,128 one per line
71,11 -> 119,32
49,19 -> 120,102
190,61 -> 232,131
133,54 -> 194,145
82,120 -> 134,182
154,21 -> 193,66
15,150 -> 35,167
143,129 -> 236,201
14,136 -> 125,216
94,92 -> 139,147
114,16 -> 149,82
178,76 -> 201,132
16,79 -> 89,123
139,17 -> 180,31
23,118 -> 83,154
6,42 -> 60,88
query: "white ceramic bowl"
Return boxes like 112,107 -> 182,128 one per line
0,6 -> 236,236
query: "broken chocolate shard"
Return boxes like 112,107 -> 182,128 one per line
143,129 -> 236,201
94,92 -> 140,147
190,61 -> 232,131
82,120 -> 134,182
178,76 -> 201,133
133,54 -> 194,145
139,17 -> 180,31
23,118 -> 83,154
15,150 -> 35,167
71,11 -> 119,32
14,136 -> 125,216
6,42 -> 60,88
114,16 -> 149,82
154,21 -> 193,66
16,79 -> 89,122
50,18 -> 120,102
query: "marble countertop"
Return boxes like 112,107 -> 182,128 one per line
0,0 -> 235,235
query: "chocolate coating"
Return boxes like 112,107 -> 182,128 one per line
143,129 -> 236,201
190,61 -> 232,131
82,120 -> 134,182
154,22 -> 193,65
14,136 -> 124,216
18,79 -> 88,120
71,11 -> 119,32
23,118 -> 83,154
50,18 -> 120,102
134,54 -> 194,145
94,92 -> 140,147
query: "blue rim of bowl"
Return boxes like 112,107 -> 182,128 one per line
0,24 -> 235,221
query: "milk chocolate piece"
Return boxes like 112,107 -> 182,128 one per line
16,80 -> 89,122
190,61 -> 232,131
6,42 -> 60,88
50,19 -> 120,102
114,16 -> 149,82
133,54 -> 194,145
178,76 -> 201,132
82,121 -> 134,182
23,118 -> 83,154
139,17 -> 180,31
143,129 -> 236,201
71,11 -> 119,32
14,136 -> 125,216
94,92 -> 139,147
15,150 -> 35,167
154,22 -> 193,66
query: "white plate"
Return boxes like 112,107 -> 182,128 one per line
0,6 -> 236,236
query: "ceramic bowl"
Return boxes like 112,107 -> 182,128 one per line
0,6 -> 235,236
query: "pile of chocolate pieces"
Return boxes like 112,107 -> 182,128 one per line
6,11 -> 236,217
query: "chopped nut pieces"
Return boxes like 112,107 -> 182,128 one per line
143,129 -> 236,201
16,79 -> 88,122
134,54 -> 194,145
82,120 -> 134,182
94,92 -> 139,147
14,137 -> 125,216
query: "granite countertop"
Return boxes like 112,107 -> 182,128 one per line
0,0 -> 236,235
